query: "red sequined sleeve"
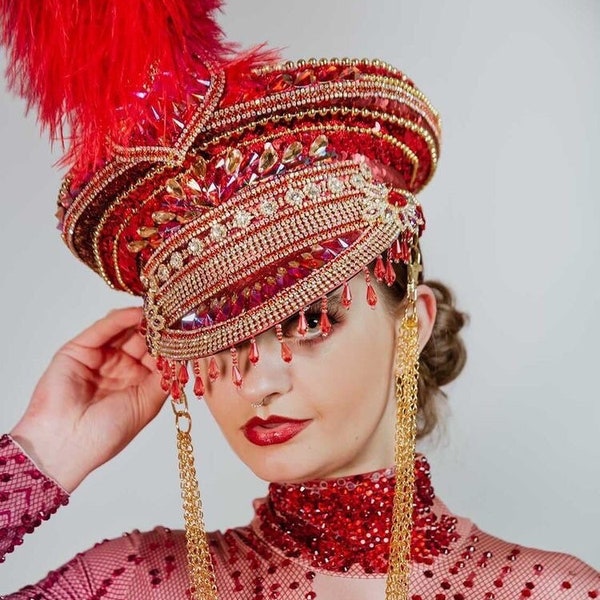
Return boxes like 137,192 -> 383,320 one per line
0,434 -> 69,561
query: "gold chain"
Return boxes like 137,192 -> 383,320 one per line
172,392 -> 219,600
385,245 -> 421,600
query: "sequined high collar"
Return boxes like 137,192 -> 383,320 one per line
255,455 -> 460,574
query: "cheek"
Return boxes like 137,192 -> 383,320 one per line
297,329 -> 391,427
202,386 -> 242,437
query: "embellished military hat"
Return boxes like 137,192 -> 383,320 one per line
56,56 -> 439,396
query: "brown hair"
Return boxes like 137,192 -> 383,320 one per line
374,258 -> 468,439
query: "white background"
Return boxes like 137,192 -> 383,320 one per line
1,0 -> 598,593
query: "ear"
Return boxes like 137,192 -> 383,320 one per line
414,284 -> 437,353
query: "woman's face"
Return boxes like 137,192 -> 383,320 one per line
201,276 -> 435,483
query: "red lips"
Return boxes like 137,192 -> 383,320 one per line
242,415 -> 311,446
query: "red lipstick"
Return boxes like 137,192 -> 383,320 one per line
242,415 -> 311,446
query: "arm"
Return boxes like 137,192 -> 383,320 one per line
1,308 -> 168,595
0,435 -> 68,561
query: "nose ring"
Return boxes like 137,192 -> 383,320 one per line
250,398 -> 267,408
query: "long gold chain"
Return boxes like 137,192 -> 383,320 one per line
172,392 -> 219,600
385,247 -> 421,600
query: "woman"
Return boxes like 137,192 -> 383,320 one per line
1,0 -> 598,598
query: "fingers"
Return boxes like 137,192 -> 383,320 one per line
133,370 -> 169,426
69,307 -> 143,350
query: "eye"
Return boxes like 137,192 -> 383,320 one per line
281,305 -> 343,343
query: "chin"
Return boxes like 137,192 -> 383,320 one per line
240,444 -> 332,484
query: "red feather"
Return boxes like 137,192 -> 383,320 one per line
0,0 -> 239,169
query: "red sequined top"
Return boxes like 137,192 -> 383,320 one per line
1,434 -> 598,599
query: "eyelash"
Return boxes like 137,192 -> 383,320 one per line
282,305 -> 345,345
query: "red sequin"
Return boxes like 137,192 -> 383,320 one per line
256,456 -> 459,573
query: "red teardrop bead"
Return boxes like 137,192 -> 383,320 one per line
160,376 -> 170,392
281,342 -> 293,363
342,281 -> 352,309
297,311 -> 308,336
249,339 -> 260,365
178,363 -> 189,384
232,364 -> 243,388
400,239 -> 410,263
367,283 -> 378,308
194,375 -> 205,397
385,260 -> 396,286
171,380 -> 181,400
374,255 -> 386,281
156,355 -> 165,371
208,357 -> 220,382
320,311 -> 332,336
390,239 -> 402,262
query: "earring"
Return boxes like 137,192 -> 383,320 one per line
385,242 -> 421,600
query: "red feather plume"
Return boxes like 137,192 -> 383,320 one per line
0,0 -> 244,169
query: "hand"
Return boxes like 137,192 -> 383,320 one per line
10,307 -> 168,493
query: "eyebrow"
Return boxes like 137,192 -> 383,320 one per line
304,289 -> 343,313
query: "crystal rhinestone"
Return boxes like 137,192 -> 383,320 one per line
303,182 -> 320,201
339,65 -> 362,80
210,222 -> 227,241
260,199 -> 278,217
294,68 -> 317,87
349,172 -> 366,190
232,364 -> 243,388
282,141 -> 303,164
258,142 -> 279,174
297,311 -> 308,336
186,177 -> 202,194
309,134 -> 329,158
367,283 -> 378,307
249,339 -> 260,365
187,238 -> 202,254
268,72 -> 294,92
152,211 -> 177,225
233,210 -> 253,229
126,240 -> 148,253
327,176 -> 344,194
360,161 -> 373,180
319,311 -> 332,336
280,342 -> 293,363
137,226 -> 158,238
191,157 -> 207,181
166,178 -> 185,199
194,375 -> 205,397
178,363 -> 189,385
374,256 -> 386,281
169,252 -> 183,269
342,281 -> 352,309
208,357 -> 220,382
157,264 -> 170,281
285,187 -> 304,207
224,148 -> 243,175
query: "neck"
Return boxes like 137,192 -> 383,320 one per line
255,455 -> 460,574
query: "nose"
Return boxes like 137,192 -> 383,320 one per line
235,328 -> 293,406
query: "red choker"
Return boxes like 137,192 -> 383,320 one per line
255,455 -> 460,574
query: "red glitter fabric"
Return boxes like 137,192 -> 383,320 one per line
2,435 -> 598,599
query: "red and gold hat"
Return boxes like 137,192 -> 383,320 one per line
2,1 -> 440,598
57,56 -> 439,393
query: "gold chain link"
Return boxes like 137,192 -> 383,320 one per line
173,392 -> 219,600
385,244 -> 421,600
